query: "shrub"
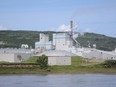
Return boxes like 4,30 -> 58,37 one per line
104,60 -> 116,68
36,55 -> 48,69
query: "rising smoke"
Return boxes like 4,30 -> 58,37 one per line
57,22 -> 78,32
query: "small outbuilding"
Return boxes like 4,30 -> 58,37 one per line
0,48 -> 33,62
35,50 -> 76,65
83,49 -> 116,61
0,53 -> 32,62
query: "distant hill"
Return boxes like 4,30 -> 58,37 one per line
0,30 -> 116,51
0,30 -> 38,48
77,33 -> 116,51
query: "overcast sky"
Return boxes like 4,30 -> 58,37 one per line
0,0 -> 116,37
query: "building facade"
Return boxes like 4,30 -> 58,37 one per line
53,33 -> 73,50
35,33 -> 52,53
0,48 -> 33,62
35,50 -> 76,66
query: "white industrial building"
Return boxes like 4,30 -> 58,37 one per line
0,48 -> 33,62
82,48 -> 116,61
53,33 -> 73,50
0,21 -> 115,64
34,21 -> 116,63
35,32 -> 79,52
0,53 -> 31,62
21,44 -> 29,49
35,50 -> 76,65
35,32 -> 116,61
35,32 -> 73,52
35,33 -> 52,53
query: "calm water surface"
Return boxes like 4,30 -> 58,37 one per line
0,74 -> 116,87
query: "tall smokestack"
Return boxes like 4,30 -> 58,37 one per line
70,20 -> 73,36
70,20 -> 73,29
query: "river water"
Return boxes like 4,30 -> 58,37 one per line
0,74 -> 116,87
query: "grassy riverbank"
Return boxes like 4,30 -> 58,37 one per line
0,56 -> 116,74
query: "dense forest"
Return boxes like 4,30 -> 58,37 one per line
0,30 -> 116,51
77,33 -> 116,51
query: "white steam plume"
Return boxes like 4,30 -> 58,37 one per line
57,22 -> 78,32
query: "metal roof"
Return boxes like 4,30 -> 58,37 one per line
35,50 -> 76,57
0,48 -> 32,54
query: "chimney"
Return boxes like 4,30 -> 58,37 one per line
70,20 -> 73,29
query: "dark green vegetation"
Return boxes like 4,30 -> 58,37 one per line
77,33 -> 116,51
36,55 -> 48,69
0,30 -> 54,48
0,56 -> 116,74
0,30 -> 38,48
0,30 -> 116,50
104,60 -> 116,68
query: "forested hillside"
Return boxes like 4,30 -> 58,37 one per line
0,30 -> 39,48
77,33 -> 116,51
0,30 -> 116,51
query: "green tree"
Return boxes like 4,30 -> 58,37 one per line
104,60 -> 116,68
36,55 -> 48,69
17,55 -> 22,62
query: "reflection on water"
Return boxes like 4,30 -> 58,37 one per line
0,74 -> 116,87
